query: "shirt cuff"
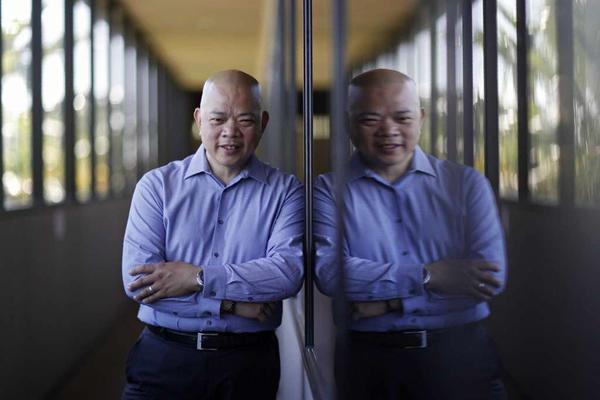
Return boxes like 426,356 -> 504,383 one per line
200,263 -> 228,300
195,295 -> 223,319
397,263 -> 426,297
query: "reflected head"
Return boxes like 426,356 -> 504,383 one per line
348,68 -> 425,182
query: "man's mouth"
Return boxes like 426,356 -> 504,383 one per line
377,143 -> 405,150
219,144 -> 242,151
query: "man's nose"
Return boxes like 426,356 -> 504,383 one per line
378,118 -> 399,136
221,119 -> 240,137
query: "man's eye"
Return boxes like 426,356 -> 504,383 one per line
210,118 -> 224,123
239,119 -> 255,126
359,118 -> 379,125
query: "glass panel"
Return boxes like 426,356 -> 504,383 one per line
93,0 -> 109,197
42,0 -> 65,204
74,0 -> 92,201
415,27 -> 431,153
498,0 -> 518,199
435,13 -> 447,159
123,29 -> 137,187
473,0 -> 485,174
528,0 -> 558,203
396,42 -> 414,78
109,8 -> 125,195
574,0 -> 600,207
2,0 -> 33,209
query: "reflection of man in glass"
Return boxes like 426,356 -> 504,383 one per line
315,69 -> 506,399
122,70 -> 304,399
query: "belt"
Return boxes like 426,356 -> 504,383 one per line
349,322 -> 481,349
349,329 -> 439,349
147,325 -> 275,351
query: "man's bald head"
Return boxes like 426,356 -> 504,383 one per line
201,69 -> 263,110
193,69 -> 269,184
349,69 -> 420,113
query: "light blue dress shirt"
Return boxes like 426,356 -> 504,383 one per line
314,146 -> 506,331
122,145 -> 304,333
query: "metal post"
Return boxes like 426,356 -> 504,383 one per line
302,0 -> 314,348
463,0 -> 474,167
90,0 -> 98,200
516,0 -> 529,202
65,0 -> 76,202
0,0 -> 4,210
556,0 -> 575,207
332,0 -> 349,396
446,0 -> 458,162
483,0 -> 500,194
430,1 -> 438,157
32,0 -> 44,206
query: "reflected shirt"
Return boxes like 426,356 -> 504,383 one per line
314,146 -> 506,331
122,145 -> 304,333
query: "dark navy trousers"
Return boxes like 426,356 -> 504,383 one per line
122,328 -> 280,400
336,322 -> 507,400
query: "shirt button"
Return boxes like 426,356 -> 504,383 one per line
410,318 -> 417,323
367,295 -> 373,300
397,218 -> 403,223
213,252 -> 219,257
173,312 -> 178,316
217,219 -> 224,224
248,296 -> 254,301
209,291 -> 216,297
206,320 -> 212,326
414,308 -> 421,315
402,251 -> 409,256
202,311 -> 211,317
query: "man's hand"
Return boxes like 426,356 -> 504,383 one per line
350,299 -> 402,320
425,260 -> 501,300
221,301 -> 276,322
128,261 -> 201,304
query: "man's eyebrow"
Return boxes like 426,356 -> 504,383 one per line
209,111 -> 227,116
355,112 -> 382,118
236,112 -> 258,119
394,110 -> 414,115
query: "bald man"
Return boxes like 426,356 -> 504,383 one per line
314,69 -> 507,399
122,70 -> 303,399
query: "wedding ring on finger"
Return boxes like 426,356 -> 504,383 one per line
148,285 -> 154,293
478,282 -> 485,289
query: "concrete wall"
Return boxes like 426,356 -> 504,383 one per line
0,199 -> 132,399
488,203 -> 600,399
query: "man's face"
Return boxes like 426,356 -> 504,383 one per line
194,83 -> 268,174
349,82 -> 424,177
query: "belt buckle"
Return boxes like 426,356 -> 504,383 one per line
197,332 -> 218,351
403,330 -> 427,349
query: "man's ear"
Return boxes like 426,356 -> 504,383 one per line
261,111 -> 270,133
193,108 -> 201,128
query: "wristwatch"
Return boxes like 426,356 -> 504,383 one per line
422,268 -> 431,286
221,300 -> 236,314
195,270 -> 204,291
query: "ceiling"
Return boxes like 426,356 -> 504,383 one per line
119,0 -> 419,91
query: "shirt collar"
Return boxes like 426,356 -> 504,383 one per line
184,144 -> 268,184
348,145 -> 436,182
